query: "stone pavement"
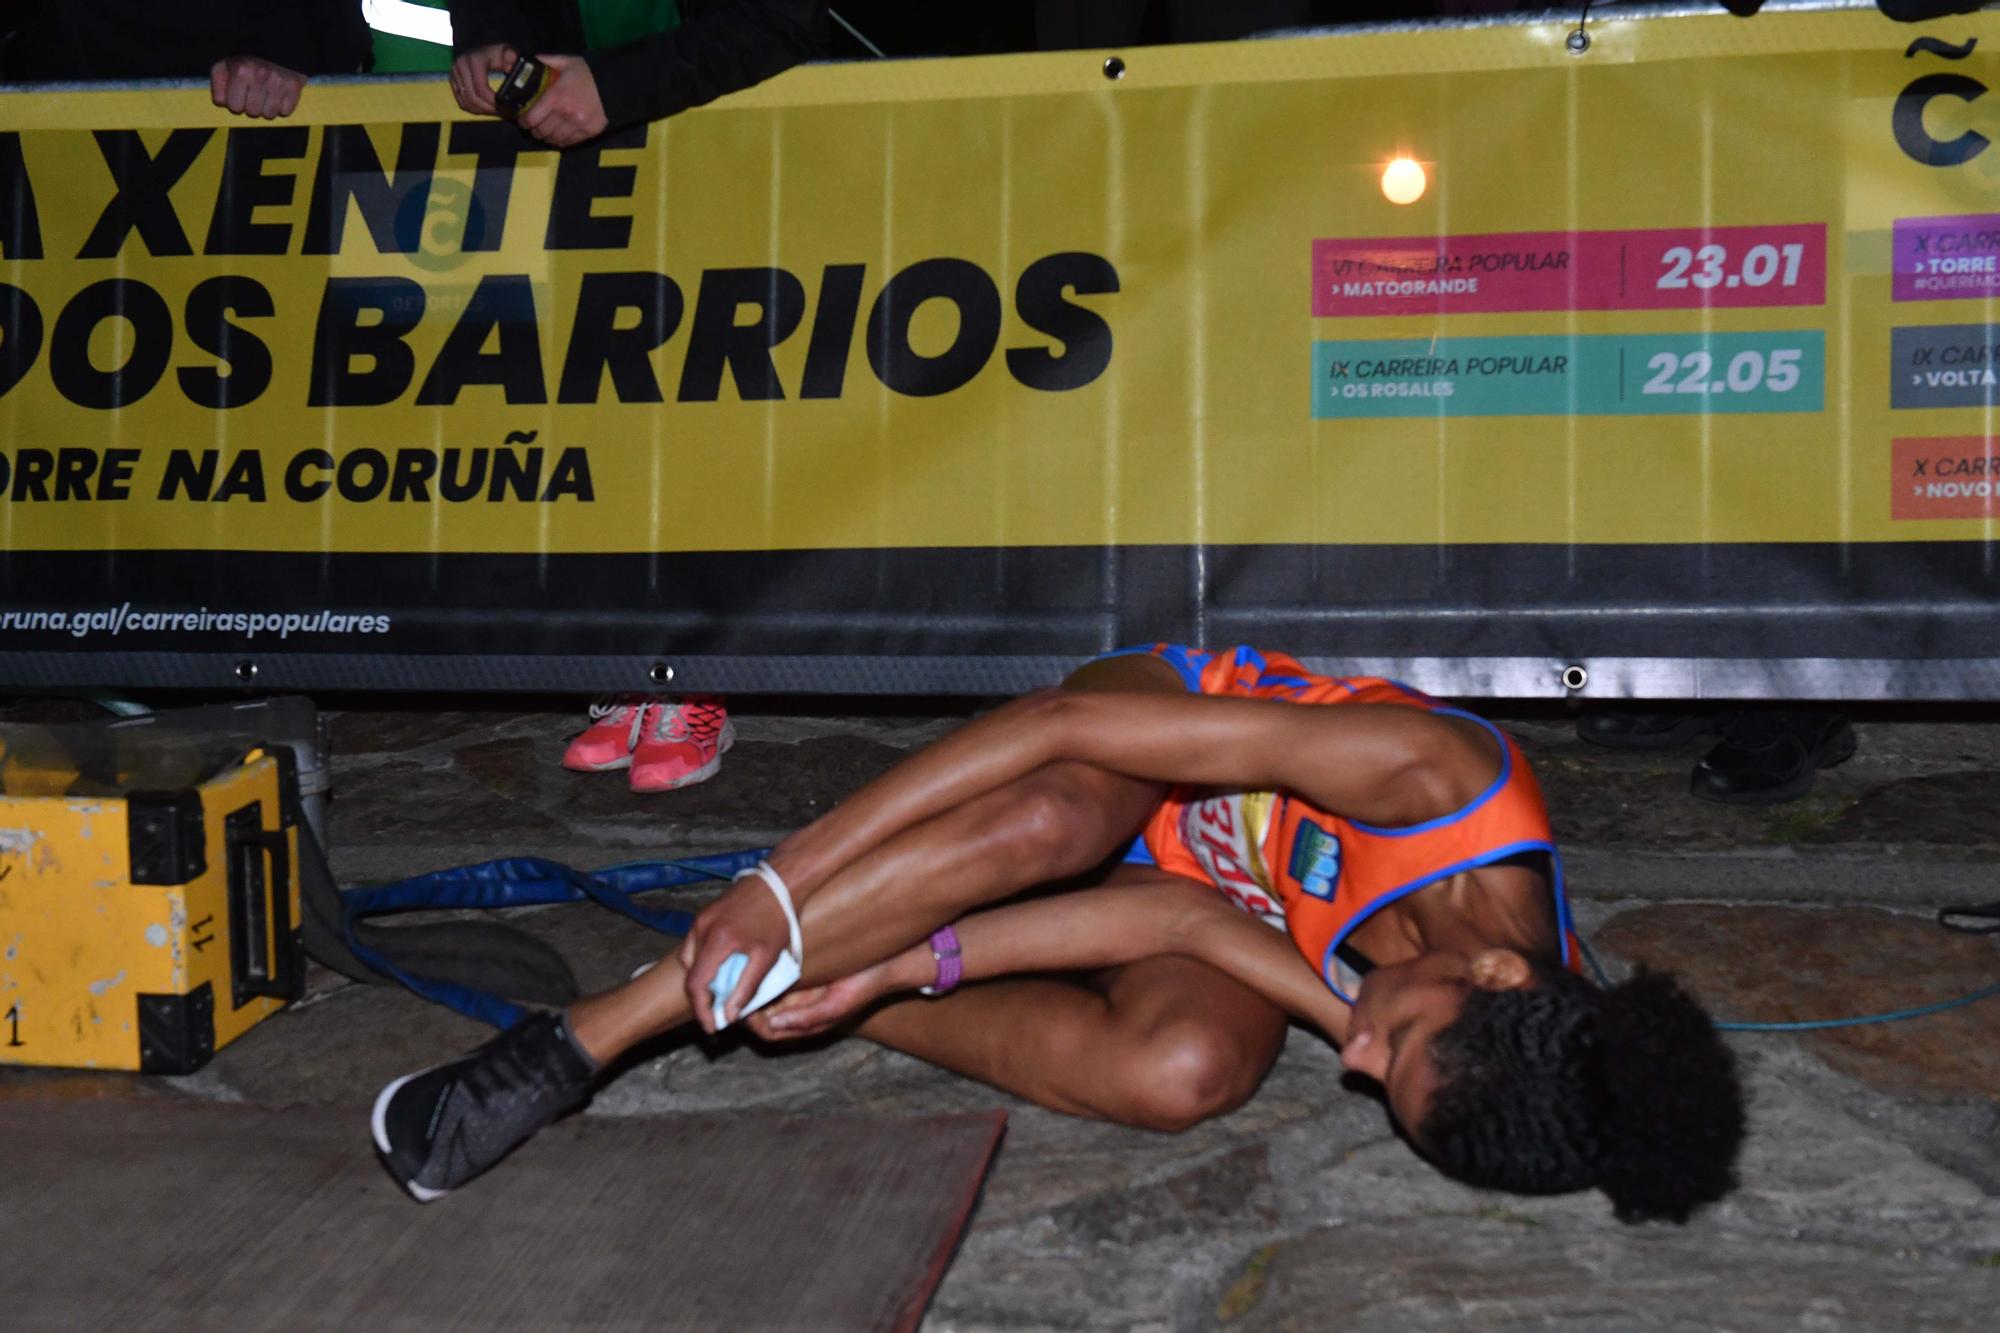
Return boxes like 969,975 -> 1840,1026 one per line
6,696 -> 2000,1329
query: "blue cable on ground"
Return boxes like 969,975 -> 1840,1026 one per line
1574,933 -> 2000,1033
1710,981 -> 2000,1033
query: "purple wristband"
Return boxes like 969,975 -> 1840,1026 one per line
918,925 -> 963,997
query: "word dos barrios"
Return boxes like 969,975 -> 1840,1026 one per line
1,121 -> 1118,409
0,254 -> 1120,410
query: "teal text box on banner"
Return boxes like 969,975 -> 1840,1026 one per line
1311,331 -> 1826,418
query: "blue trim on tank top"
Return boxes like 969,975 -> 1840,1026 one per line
1344,709 -> 1512,838
1317,840 -> 1573,1002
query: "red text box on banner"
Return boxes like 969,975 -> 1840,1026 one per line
1312,224 -> 1827,317
1892,437 -> 2000,521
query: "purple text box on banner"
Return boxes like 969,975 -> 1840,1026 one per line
1893,214 -> 2000,302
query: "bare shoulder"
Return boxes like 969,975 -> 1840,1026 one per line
1436,709 -> 1510,784
1059,652 -> 1186,695
1271,702 -> 1508,827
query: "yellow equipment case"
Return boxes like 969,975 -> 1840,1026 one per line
0,713 -> 305,1073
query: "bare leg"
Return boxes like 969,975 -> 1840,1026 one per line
568,757 -> 1166,1060
853,949 -> 1290,1131
568,652 -> 1188,1064
574,860 -> 1290,1132
830,843 -> 1291,1130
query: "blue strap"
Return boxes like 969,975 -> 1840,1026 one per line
340,849 -> 769,1028
343,926 -> 533,1030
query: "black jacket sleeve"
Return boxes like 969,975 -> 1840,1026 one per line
584,0 -> 827,132
6,0 -> 371,81
245,0 -> 374,75
449,1 -> 586,57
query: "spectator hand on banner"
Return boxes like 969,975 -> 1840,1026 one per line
512,54 -> 608,148
449,45 -> 607,148
447,42 -> 515,116
209,55 -> 310,119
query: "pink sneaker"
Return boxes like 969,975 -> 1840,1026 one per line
629,696 -> 734,792
561,698 -> 657,772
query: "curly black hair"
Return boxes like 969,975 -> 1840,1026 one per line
1415,962 -> 1745,1223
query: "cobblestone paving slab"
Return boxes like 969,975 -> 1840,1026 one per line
1209,1218 -> 2000,1333
1807,771 -> 2000,850
1598,903 -> 2000,1100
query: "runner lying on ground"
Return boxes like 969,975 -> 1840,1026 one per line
372,644 -> 1745,1222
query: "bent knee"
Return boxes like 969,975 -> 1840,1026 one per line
1002,768 -> 1137,880
1117,1021 -> 1268,1132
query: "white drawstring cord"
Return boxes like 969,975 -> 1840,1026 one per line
734,860 -> 803,965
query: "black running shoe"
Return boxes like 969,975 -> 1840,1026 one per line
1689,710 -> 1857,807
371,1011 -> 597,1203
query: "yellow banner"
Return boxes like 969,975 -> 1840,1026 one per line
2,7 -> 1997,555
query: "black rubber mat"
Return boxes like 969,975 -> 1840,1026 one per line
0,1098 -> 1005,1331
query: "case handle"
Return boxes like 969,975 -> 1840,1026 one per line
227,809 -> 299,1006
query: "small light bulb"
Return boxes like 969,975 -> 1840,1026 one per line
1381,157 -> 1427,205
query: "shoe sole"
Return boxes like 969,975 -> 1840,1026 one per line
371,1070 -> 450,1204
562,753 -> 634,773
629,723 -> 736,793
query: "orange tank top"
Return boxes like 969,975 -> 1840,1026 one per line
1121,644 -> 1579,1001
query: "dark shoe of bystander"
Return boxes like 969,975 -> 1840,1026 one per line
1689,711 -> 1857,806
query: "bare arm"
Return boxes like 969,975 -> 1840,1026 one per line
754,879 -> 1354,1043
769,688 -> 1494,908
765,691 -> 1074,901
